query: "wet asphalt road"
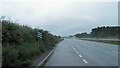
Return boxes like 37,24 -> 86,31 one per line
45,38 -> 118,66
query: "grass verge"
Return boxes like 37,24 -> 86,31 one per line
82,39 -> 120,45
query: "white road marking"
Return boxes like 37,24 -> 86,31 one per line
74,48 -> 77,51
79,54 -> 82,57
71,45 -> 77,52
73,48 -> 75,50
71,46 -> 83,59
113,51 -> 118,53
76,51 -> 79,54
70,45 -> 83,59
83,59 -> 88,63
36,49 -> 54,67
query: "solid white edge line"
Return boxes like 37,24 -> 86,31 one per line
36,49 -> 54,67
46,61 -> 49,64
83,59 -> 88,63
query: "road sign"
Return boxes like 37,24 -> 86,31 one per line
37,31 -> 42,40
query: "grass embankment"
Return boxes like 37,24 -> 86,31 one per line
2,20 -> 62,67
0,45 -> 1,55
0,22 -> 1,67
75,26 -> 120,45
81,38 -> 120,45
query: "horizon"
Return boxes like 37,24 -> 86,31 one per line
0,0 -> 119,36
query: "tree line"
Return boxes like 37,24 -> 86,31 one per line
1,17 -> 62,66
75,26 -> 120,39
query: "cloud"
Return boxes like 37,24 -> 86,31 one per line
0,0 -> 119,2
0,1 -> 118,36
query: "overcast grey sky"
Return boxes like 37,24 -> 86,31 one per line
0,0 -> 119,36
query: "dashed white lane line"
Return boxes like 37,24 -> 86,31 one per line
71,45 -> 77,52
76,51 -> 79,54
113,51 -> 118,53
79,54 -> 82,57
83,59 -> 88,63
70,45 -> 88,64
73,48 -> 75,50
73,48 -> 77,51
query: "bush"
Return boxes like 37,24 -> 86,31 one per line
18,43 -> 41,59
2,45 -> 19,66
2,18 -> 62,66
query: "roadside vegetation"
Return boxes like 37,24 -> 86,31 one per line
81,39 -> 120,45
1,17 -> 62,66
74,26 -> 120,45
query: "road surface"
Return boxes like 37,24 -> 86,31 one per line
45,38 -> 118,66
